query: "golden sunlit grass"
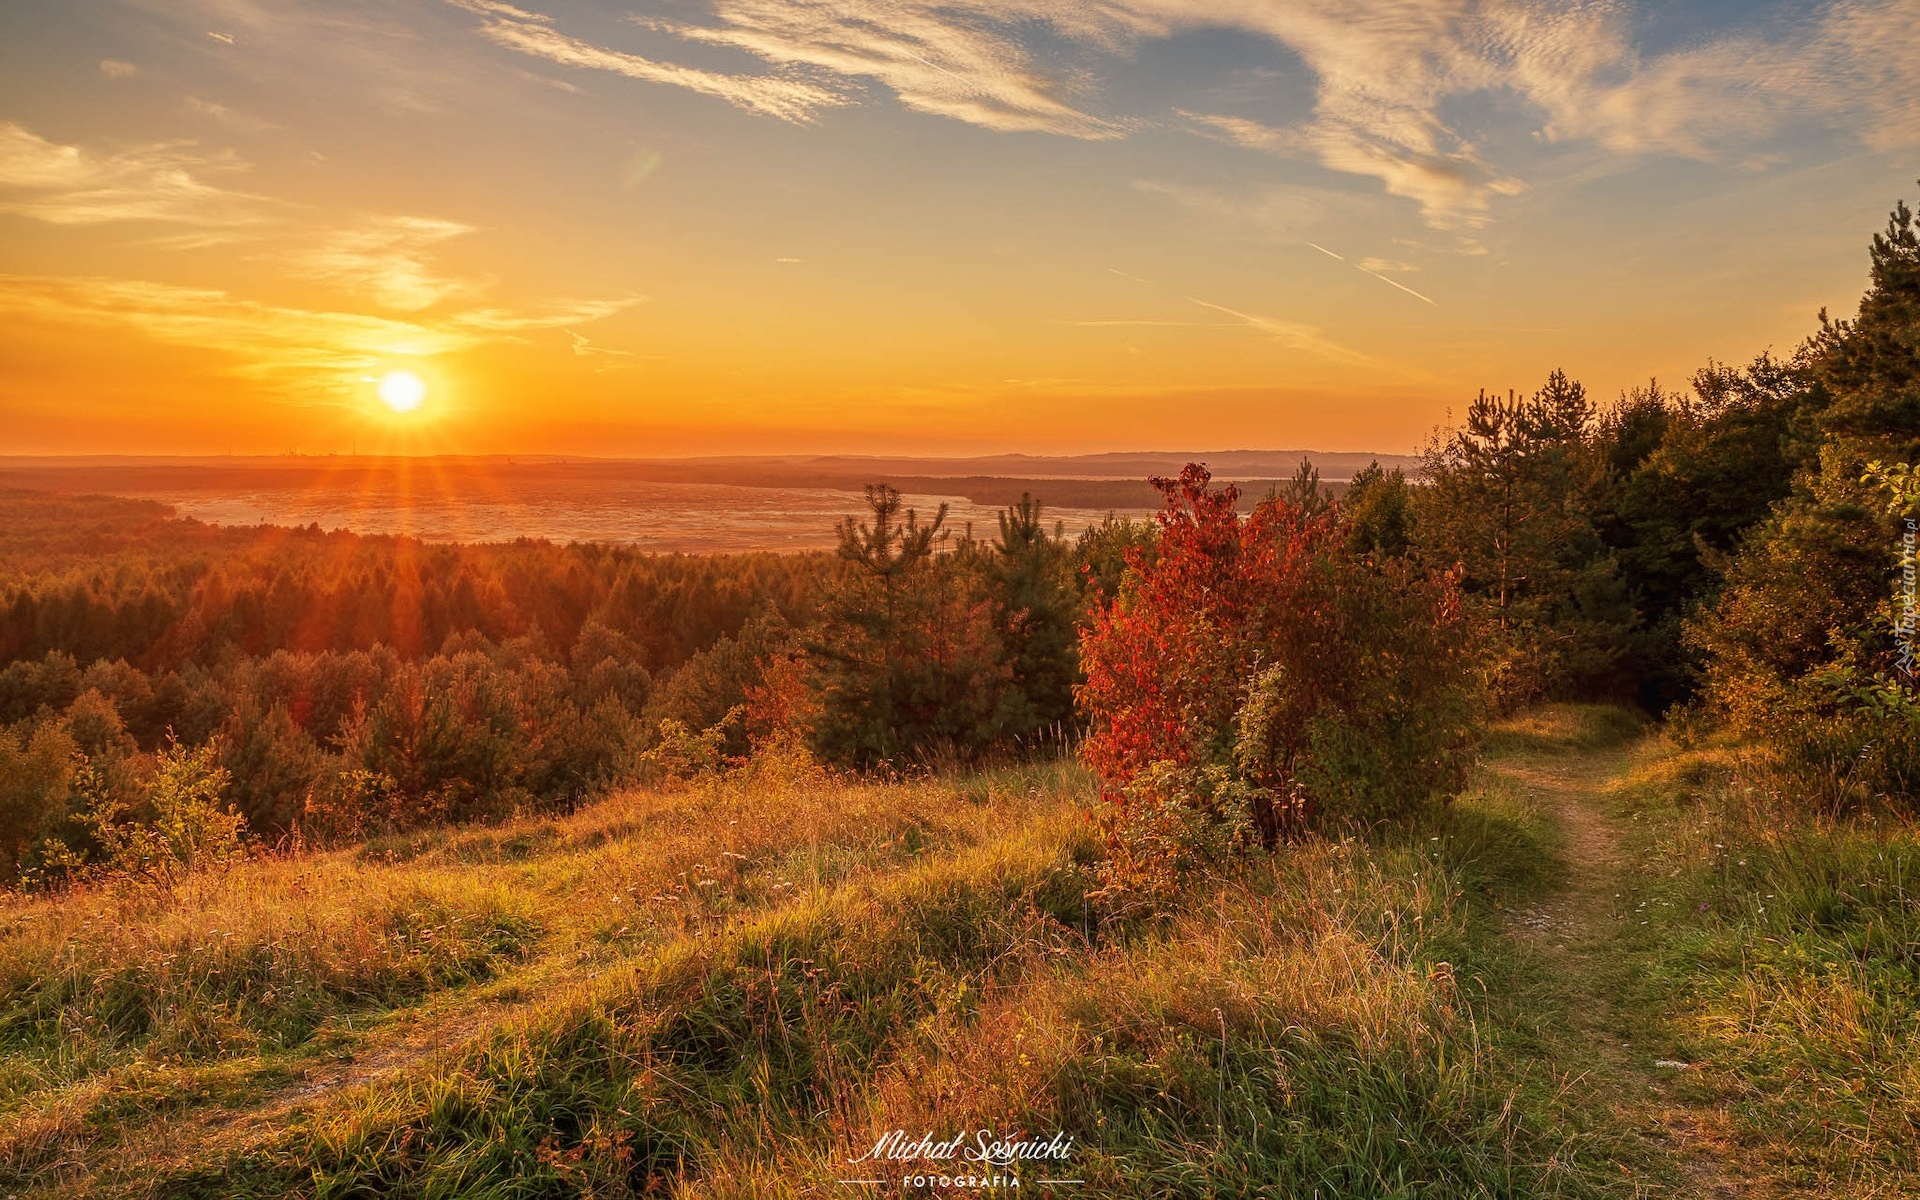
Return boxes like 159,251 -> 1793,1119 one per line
3,716 -> 1653,1199
11,708 -> 1916,1198
1602,740 -> 1920,1197
0,757 -> 1086,1191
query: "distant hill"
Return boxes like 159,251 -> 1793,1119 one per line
660,450 -> 1421,481
0,450 -> 1417,512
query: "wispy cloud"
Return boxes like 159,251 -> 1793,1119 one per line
437,0 -> 1916,230
1505,0 -> 1920,157
119,0 -> 543,117
568,328 -> 632,356
182,96 -> 278,133
1178,0 -> 1916,223
0,121 -> 632,333
450,296 -> 643,332
445,0 -> 841,122
98,59 -> 141,80
661,0 -> 1122,137
0,274 -> 477,385
1186,296 -> 1371,367
636,0 -> 1541,218
0,272 -> 641,394
443,0 -> 1125,135
447,0 -> 546,17
104,0 -> 1920,236
1183,1 -> 1538,226
274,216 -> 483,312
566,327 -> 650,372
0,122 -> 275,233
1182,107 -> 1525,230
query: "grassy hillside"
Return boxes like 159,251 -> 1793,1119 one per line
1602,737 -> 1920,1196
3,707 -> 1915,1197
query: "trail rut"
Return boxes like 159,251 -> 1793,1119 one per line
1495,735 -> 1765,1199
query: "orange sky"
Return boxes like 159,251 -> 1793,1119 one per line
1,1 -> 1916,457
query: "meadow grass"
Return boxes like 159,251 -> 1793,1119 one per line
0,757 -> 1083,1190
1604,740 -> 1920,1197
111,712 -> 1640,1199
16,705 -> 1908,1198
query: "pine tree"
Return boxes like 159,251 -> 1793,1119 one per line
1342,460 -> 1412,559
1414,370 -> 1624,701
805,485 -> 1013,766
987,494 -> 1079,736
1585,363 -> 1811,709
1690,189 -> 1920,805
1280,457 -> 1330,518
1417,379 -> 1595,610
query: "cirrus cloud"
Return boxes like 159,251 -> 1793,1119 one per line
446,0 -> 1920,228
0,273 -> 477,383
273,216 -> 486,312
0,123 -> 636,341
445,0 -> 842,122
0,272 -> 643,396
0,121 -> 276,233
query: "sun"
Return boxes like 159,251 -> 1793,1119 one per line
377,370 -> 427,413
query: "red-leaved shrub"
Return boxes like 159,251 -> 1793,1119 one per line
1078,465 -> 1482,898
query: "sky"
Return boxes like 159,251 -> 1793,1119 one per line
0,0 -> 1915,458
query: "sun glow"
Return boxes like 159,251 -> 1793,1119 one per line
378,370 -> 427,413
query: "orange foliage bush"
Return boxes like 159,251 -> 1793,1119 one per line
1078,466 -> 1482,898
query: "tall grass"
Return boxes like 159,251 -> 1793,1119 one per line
7,713 -> 1673,1199
141,734 -> 1630,1199
166,825 -> 1100,1196
838,836 -> 1599,1199
1609,738 -> 1920,1196
0,759 -> 1086,1190
2,869 -> 541,1068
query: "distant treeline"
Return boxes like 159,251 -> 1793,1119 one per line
0,487 -> 1153,883
0,490 -> 818,671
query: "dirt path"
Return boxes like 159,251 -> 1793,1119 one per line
1494,737 -> 1765,1199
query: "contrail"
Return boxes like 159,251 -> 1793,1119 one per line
904,51 -> 969,86
1355,264 -> 1436,306
1306,242 -> 1437,306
